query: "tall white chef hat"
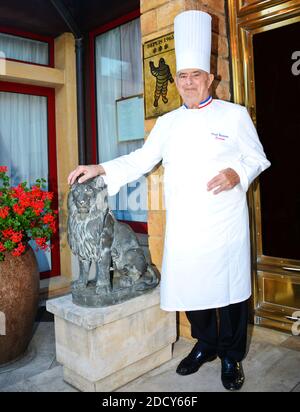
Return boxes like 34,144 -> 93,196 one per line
174,10 -> 212,73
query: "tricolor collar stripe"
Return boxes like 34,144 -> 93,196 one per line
198,96 -> 213,109
183,96 -> 213,109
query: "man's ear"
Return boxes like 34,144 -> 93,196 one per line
208,73 -> 214,88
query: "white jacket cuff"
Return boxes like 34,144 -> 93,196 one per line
229,160 -> 249,192
100,162 -> 121,196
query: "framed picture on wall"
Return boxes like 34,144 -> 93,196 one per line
116,94 -> 145,142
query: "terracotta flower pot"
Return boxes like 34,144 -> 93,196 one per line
0,246 -> 39,365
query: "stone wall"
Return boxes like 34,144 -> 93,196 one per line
141,0 -> 231,99
140,0 -> 232,339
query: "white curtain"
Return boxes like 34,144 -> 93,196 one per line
0,92 -> 51,272
95,18 -> 147,222
0,33 -> 49,65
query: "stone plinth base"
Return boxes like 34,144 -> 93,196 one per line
46,287 -> 176,392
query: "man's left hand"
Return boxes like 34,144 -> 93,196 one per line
207,168 -> 240,195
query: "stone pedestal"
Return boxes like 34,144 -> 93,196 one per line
46,287 -> 176,392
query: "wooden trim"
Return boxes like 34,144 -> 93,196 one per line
89,9 -> 141,38
120,220 -> 148,234
237,0 -> 299,17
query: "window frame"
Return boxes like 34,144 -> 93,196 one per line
0,26 -> 54,67
0,81 -> 60,279
88,9 -> 148,234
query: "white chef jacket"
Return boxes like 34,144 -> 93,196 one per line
101,99 -> 270,311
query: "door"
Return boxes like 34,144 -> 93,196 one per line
228,0 -> 300,333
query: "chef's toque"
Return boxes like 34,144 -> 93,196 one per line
174,10 -> 212,73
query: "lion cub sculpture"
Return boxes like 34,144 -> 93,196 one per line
67,176 -> 159,307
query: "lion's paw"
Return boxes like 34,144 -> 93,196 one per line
95,284 -> 112,295
73,279 -> 87,290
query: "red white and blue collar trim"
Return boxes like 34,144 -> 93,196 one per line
183,95 -> 213,109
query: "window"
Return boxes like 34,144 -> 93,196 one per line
0,82 -> 59,278
93,16 -> 147,225
0,29 -> 53,66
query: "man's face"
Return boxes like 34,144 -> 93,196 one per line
175,69 -> 214,106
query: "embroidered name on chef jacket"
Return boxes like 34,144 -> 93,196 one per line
211,132 -> 229,141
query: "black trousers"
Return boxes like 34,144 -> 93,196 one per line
185,299 -> 249,362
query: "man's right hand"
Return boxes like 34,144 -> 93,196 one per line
67,164 -> 105,185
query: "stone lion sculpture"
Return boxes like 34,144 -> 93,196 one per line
67,176 -> 159,307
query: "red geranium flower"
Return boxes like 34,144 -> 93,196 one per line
12,204 -> 26,215
11,231 -> 23,243
0,206 -> 9,219
12,242 -> 26,257
0,166 -> 57,261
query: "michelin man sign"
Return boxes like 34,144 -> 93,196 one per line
143,33 -> 181,119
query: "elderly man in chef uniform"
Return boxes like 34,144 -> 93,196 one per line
68,10 -> 270,391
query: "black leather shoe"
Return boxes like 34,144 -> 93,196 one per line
176,342 -> 217,376
221,357 -> 245,391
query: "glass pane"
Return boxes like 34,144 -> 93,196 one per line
95,18 -> 147,223
253,22 -> 300,260
0,91 -> 51,272
0,32 -> 49,65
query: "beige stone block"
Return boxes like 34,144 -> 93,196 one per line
212,33 -> 229,58
46,289 -> 176,391
217,57 -> 230,82
141,2 -> 227,42
148,235 -> 164,267
145,118 -> 157,135
179,312 -> 193,339
156,0 -> 186,30
207,11 -> 228,36
211,53 -> 218,76
142,27 -> 174,44
202,0 -> 225,15
217,14 -> 227,37
179,323 -> 193,340
148,211 -> 166,236
64,345 -> 172,392
214,80 -> 231,101
184,0 -> 203,11
141,0 -> 169,13
179,311 -> 190,327
218,35 -> 229,58
185,3 -> 227,36
141,9 -> 158,36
